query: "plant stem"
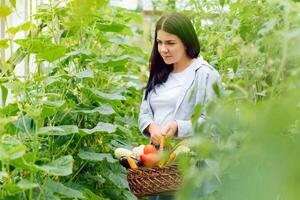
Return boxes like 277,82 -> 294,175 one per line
270,2 -> 288,97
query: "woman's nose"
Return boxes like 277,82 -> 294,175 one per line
160,44 -> 168,53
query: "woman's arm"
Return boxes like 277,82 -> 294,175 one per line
138,92 -> 164,145
138,94 -> 154,137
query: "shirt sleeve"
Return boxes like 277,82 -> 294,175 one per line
176,68 -> 221,138
176,114 -> 206,138
138,91 -> 154,137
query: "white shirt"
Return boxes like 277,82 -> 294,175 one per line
149,60 -> 196,128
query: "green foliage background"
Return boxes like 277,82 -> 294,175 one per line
0,0 -> 299,200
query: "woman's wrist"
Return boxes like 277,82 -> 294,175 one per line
147,123 -> 155,135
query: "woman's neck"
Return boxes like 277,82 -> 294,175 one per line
172,56 -> 195,73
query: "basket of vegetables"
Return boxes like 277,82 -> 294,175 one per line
114,138 -> 190,197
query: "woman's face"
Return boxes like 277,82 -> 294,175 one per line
157,30 -> 188,65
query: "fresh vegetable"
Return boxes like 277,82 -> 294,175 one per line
132,144 -> 145,159
127,156 -> 138,169
140,153 -> 160,167
119,156 -> 131,169
119,156 -> 143,169
114,148 -> 133,159
143,144 -> 157,154
165,152 -> 176,166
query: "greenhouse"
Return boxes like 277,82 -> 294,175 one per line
0,0 -> 300,199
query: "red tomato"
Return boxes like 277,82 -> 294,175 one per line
140,153 -> 159,167
143,144 -> 157,154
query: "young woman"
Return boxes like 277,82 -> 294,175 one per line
139,12 -> 221,148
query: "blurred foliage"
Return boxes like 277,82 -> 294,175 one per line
160,0 -> 300,199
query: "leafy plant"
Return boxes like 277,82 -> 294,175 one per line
0,0 -> 147,199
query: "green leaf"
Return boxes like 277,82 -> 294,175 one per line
7,47 -> 27,65
14,37 -> 52,53
108,173 -> 129,189
80,122 -> 116,135
219,0 -> 225,7
0,103 -> 19,116
35,155 -> 73,176
72,104 -> 115,115
45,178 -> 84,199
97,55 -> 130,67
0,5 -> 12,18
122,190 -> 138,200
59,49 -> 95,61
191,104 -> 203,126
9,0 -> 16,8
37,125 -> 79,136
43,189 -> 60,200
0,39 -> 9,49
72,68 -> 94,78
6,22 -> 36,35
17,179 -> 39,190
37,45 -> 67,62
1,85 -> 8,106
82,188 -> 109,200
0,138 -> 26,161
78,150 -> 116,163
81,87 -> 126,101
43,100 -> 65,107
98,23 -> 127,33
10,157 -> 33,170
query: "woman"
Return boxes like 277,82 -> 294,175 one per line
138,12 -> 221,199
139,12 -> 221,148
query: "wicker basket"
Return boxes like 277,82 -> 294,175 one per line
127,165 -> 182,197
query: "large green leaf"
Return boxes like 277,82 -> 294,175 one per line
78,150 -> 116,163
0,138 -> 26,161
37,125 -> 79,136
72,68 -> 94,78
37,45 -> 67,62
98,23 -> 127,33
45,178 -> 84,199
72,104 -> 115,115
108,173 -> 128,189
97,55 -> 130,67
43,100 -> 65,107
0,103 -> 19,116
14,37 -> 52,53
9,152 -> 35,172
81,87 -> 126,101
35,155 -> 73,176
80,122 -> 116,135
0,5 -> 12,18
16,179 -> 39,190
6,22 -> 36,35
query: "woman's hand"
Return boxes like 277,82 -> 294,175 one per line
161,121 -> 178,137
148,123 -> 163,145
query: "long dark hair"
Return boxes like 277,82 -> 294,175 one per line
144,12 -> 200,100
